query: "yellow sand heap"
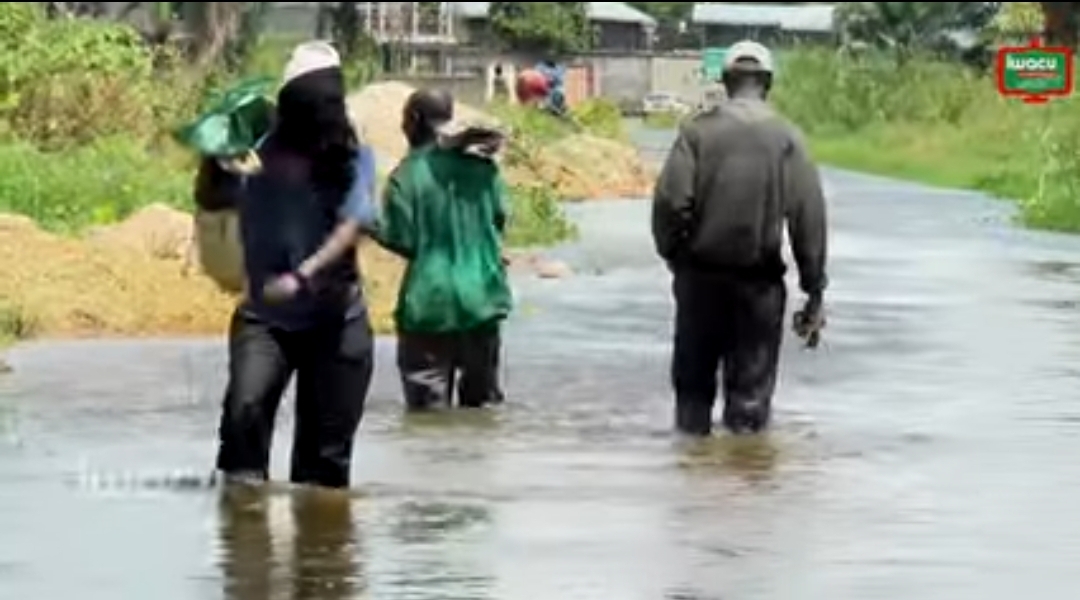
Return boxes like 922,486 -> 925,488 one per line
0,205 -> 400,338
349,81 -> 654,199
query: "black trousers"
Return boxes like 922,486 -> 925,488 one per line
396,325 -> 504,410
216,309 -> 374,488
671,269 -> 786,435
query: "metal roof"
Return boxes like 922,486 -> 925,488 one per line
691,3 -> 836,32
451,2 -> 656,26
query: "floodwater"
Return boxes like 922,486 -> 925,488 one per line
5,129 -> 1080,598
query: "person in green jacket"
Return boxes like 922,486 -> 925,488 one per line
377,88 -> 512,411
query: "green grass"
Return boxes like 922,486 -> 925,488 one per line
0,302 -> 36,348
773,47 -> 1080,232
0,137 -> 191,232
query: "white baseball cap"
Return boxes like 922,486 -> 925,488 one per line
282,40 -> 341,85
723,40 -> 775,74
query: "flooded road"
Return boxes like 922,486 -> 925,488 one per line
5,130 -> 1080,598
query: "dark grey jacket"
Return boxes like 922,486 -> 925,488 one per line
651,98 -> 828,295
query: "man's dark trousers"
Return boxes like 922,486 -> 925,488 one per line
396,323 -> 504,410
216,309 -> 374,488
671,268 -> 786,435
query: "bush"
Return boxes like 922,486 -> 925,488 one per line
505,184 -> 577,247
0,137 -> 191,232
0,301 -> 37,345
773,47 -> 1080,231
569,98 -> 625,139
0,4 -> 198,148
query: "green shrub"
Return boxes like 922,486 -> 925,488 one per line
0,301 -> 37,344
490,98 -> 627,145
505,183 -> 577,247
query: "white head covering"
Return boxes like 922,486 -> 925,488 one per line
282,40 -> 341,85
723,40 -> 775,74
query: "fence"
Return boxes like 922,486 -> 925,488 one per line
381,47 -> 710,111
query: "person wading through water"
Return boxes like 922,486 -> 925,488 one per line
376,88 -> 512,411
652,41 -> 828,436
214,41 -> 379,488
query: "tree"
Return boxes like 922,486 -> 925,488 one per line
987,2 -> 1043,42
626,2 -> 694,49
1040,2 -> 1079,49
837,2 -> 1000,60
488,2 -> 592,57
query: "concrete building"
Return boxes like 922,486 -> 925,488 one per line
450,2 -> 657,52
691,3 -> 837,47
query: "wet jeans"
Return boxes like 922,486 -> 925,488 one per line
216,309 -> 374,488
670,269 -> 786,435
396,325 -> 504,410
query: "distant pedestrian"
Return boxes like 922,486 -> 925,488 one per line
215,41 -> 379,488
376,88 -> 512,411
651,41 -> 828,436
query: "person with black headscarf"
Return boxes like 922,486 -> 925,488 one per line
214,41 -> 379,489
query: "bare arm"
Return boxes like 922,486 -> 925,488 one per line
783,131 -> 828,298
651,123 -> 698,263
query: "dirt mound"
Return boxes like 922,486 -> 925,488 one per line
0,211 -> 231,337
509,134 -> 654,200
0,208 -> 400,339
88,203 -> 194,260
349,81 -> 496,169
348,81 -> 653,199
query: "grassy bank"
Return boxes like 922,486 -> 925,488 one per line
774,48 -> 1080,231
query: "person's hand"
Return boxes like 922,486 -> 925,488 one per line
262,272 -> 304,304
793,294 -> 825,349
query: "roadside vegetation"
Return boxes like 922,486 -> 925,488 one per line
771,3 -> 1080,232
776,52 -> 1080,232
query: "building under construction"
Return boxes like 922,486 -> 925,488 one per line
356,2 -> 458,73
267,2 -> 461,73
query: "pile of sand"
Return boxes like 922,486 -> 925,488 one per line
0,206 -> 401,338
348,81 -> 497,169
348,81 -> 653,199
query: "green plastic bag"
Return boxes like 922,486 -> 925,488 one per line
174,76 -> 276,158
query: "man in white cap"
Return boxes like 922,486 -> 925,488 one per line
651,40 -> 828,436
214,41 -> 379,489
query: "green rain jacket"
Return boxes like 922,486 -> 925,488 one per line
377,140 -> 513,334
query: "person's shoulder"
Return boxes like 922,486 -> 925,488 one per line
681,105 -> 719,129
386,147 -> 425,182
770,114 -> 809,154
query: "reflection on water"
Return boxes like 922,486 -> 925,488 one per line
675,434 -> 781,487
218,485 -> 362,600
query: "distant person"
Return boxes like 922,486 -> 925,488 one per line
651,40 -> 828,436
375,88 -> 512,411
215,41 -> 379,489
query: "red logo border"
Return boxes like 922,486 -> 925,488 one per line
995,37 -> 1074,104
